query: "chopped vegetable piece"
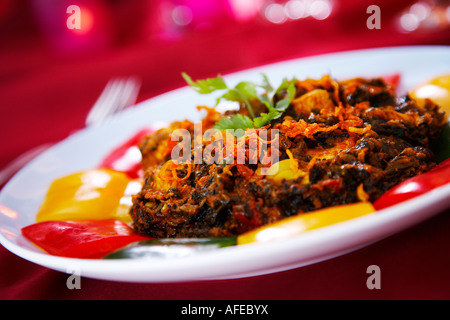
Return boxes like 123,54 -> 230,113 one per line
103,237 -> 237,259
373,158 -> 450,210
237,202 -> 375,245
36,169 -> 137,223
382,73 -> 401,89
22,219 -> 151,259
257,158 -> 308,182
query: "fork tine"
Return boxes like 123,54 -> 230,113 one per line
92,79 -> 125,124
107,79 -> 133,114
92,79 -> 125,125
114,76 -> 142,113
85,76 -> 141,127
85,78 -> 118,126
124,76 -> 142,107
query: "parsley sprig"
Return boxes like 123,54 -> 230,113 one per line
182,72 -> 296,132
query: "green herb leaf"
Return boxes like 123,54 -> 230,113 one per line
214,114 -> 255,132
181,72 -> 227,94
259,73 -> 274,94
235,81 -> 258,99
274,81 -> 296,112
252,110 -> 281,128
183,72 -> 297,131
218,82 -> 259,118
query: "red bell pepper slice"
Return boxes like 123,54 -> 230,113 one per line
373,158 -> 450,210
382,73 -> 401,89
22,219 -> 151,259
99,128 -> 153,179
162,136 -> 180,158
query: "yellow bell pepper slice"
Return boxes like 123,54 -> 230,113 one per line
257,150 -> 309,183
410,74 -> 450,115
112,179 -> 143,223
36,169 -> 138,223
237,202 -> 375,245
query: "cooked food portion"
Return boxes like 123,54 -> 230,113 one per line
129,75 -> 447,238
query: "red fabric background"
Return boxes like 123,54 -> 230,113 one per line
0,0 -> 449,299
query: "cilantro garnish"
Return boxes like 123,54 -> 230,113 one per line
214,113 -> 255,132
181,72 -> 227,94
182,72 -> 296,132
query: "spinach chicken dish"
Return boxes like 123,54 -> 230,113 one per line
129,75 -> 447,239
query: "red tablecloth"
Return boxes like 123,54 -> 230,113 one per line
1,0 -> 449,300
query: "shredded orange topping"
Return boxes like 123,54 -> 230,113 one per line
357,183 -> 370,202
277,113 -> 372,140
158,160 -> 192,181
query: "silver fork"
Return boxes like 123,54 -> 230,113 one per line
0,76 -> 142,187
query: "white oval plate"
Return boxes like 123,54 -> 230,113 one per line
1,46 -> 450,283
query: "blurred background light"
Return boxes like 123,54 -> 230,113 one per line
410,1 -> 431,20
70,7 -> 95,35
228,0 -> 264,21
262,0 -> 334,24
400,12 -> 420,31
398,0 -> 450,33
285,0 -> 307,20
265,3 -> 288,24
172,5 -> 193,26
310,0 -> 332,20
